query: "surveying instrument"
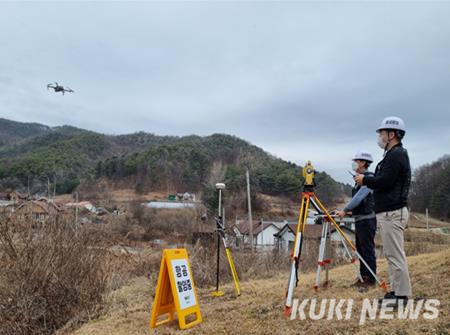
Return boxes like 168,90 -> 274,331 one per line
210,183 -> 241,297
284,161 -> 388,316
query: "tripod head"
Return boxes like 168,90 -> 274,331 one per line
214,216 -> 225,237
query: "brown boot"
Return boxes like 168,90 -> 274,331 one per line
350,278 -> 376,288
350,278 -> 365,288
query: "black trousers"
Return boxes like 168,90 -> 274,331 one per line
355,217 -> 377,282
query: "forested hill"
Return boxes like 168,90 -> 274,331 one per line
410,155 -> 450,219
0,118 -> 349,204
0,118 -> 51,146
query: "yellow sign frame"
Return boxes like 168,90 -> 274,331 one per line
150,248 -> 202,330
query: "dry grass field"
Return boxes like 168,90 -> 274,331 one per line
68,247 -> 450,335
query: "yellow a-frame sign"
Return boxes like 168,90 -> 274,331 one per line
150,248 -> 202,330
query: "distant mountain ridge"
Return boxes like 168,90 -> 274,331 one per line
0,118 -> 349,205
0,118 -> 51,146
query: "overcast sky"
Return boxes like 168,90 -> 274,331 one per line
1,1 -> 449,183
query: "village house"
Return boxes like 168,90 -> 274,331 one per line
8,191 -> 29,204
233,214 -> 319,250
0,202 -> 16,216
0,192 -> 15,215
234,210 -> 318,248
273,222 -> 325,254
234,216 -> 356,257
234,219 -> 281,250
15,198 -> 65,222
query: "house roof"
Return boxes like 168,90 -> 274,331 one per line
236,221 -> 281,236
260,220 -> 296,230
36,198 -> 65,211
66,201 -> 93,207
274,223 -> 330,239
146,201 -> 197,209
9,191 -> 28,199
275,221 -> 356,239
235,220 -> 261,235
17,200 -> 64,214
253,222 -> 279,235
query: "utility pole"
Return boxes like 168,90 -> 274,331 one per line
75,192 -> 79,226
53,174 -> 56,199
47,177 -> 50,199
426,208 -> 429,230
27,175 -> 30,198
261,217 -> 264,248
246,168 -> 253,253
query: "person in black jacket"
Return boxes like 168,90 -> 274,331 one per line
354,116 -> 411,308
337,150 -> 377,288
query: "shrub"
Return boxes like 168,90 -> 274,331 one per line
0,215 -> 109,335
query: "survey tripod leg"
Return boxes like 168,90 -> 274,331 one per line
337,226 -> 363,283
211,219 -> 225,297
312,194 -> 388,292
283,162 -> 388,317
224,246 -> 241,296
219,221 -> 241,296
314,220 -> 330,291
324,222 -> 331,286
315,217 -> 364,291
284,192 -> 310,316
211,216 -> 241,297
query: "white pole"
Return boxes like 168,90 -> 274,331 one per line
261,218 -> 264,248
246,168 -> 253,252
75,192 -> 79,226
218,189 -> 222,218
426,208 -> 429,230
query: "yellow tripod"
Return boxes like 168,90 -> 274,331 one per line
210,215 -> 241,297
284,162 -> 388,316
211,183 -> 241,297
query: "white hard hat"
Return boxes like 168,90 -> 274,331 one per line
376,116 -> 406,133
353,150 -> 373,163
